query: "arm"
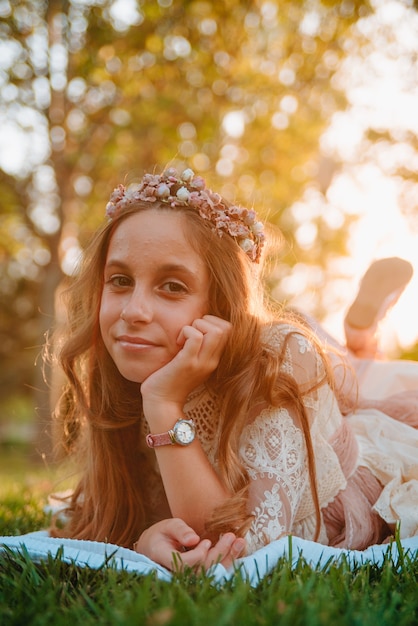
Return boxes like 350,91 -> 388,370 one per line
134,518 -> 246,571
145,428 -> 231,535
140,315 -> 233,535
241,329 -> 347,552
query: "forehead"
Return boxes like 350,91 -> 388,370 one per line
106,208 -> 206,268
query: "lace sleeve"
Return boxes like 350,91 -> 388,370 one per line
241,326 -> 347,553
240,405 -> 310,553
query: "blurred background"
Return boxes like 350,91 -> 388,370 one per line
1,0 -> 418,463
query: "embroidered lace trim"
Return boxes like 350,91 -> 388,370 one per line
239,407 -> 309,552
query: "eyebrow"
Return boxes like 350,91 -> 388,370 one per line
104,259 -> 201,281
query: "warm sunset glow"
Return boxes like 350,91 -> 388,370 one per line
1,0 -> 417,358
316,0 -> 418,354
324,167 -> 418,353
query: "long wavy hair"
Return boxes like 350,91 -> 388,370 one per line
48,199 -> 335,547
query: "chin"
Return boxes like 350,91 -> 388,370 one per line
119,371 -> 147,384
117,364 -> 163,385
112,352 -> 173,385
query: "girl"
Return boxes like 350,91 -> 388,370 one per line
48,167 -> 418,569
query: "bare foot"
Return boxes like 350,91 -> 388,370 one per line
344,257 -> 413,358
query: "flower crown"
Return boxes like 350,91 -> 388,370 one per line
105,168 -> 265,262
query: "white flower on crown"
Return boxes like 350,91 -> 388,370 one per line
239,238 -> 255,254
181,168 -> 195,182
176,186 -> 191,202
251,221 -> 264,235
156,183 -> 170,198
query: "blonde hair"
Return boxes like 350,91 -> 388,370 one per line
49,200 -> 333,547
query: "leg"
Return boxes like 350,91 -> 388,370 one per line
344,258 -> 413,359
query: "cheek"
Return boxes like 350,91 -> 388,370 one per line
98,295 -> 114,337
200,299 -> 210,316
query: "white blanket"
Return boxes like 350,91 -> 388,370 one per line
2,531 -> 418,586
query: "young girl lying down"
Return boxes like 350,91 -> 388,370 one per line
47,167 -> 418,570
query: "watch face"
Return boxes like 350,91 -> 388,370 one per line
173,420 -> 195,445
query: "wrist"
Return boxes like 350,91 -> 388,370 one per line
142,399 -> 185,428
146,417 -> 196,448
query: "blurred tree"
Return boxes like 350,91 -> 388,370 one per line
0,0 -> 380,457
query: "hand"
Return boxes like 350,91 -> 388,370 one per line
141,315 -> 231,417
134,518 -> 246,572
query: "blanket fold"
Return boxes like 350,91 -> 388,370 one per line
2,531 -> 418,586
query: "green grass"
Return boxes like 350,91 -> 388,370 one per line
1,445 -> 418,625
0,444 -> 74,536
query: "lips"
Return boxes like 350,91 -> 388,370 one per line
116,335 -> 159,349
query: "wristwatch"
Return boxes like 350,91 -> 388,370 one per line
145,418 -> 196,448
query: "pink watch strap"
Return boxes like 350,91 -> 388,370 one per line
146,430 -> 174,448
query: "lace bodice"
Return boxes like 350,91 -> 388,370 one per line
182,324 -> 347,553
142,323 -> 418,552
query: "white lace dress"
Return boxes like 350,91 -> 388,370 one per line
146,324 -> 418,555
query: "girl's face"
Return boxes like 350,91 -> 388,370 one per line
99,209 -> 210,383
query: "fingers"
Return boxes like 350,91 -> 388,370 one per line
174,539 -> 213,569
231,537 -> 246,559
133,518 -> 200,566
177,315 -> 231,363
134,519 -> 247,574
142,315 -> 231,406
191,315 -> 232,343
163,517 -> 200,547
204,532 -> 245,569
177,314 -> 231,344
178,533 -> 246,572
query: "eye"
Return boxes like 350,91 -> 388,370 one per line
107,274 -> 132,288
161,281 -> 188,294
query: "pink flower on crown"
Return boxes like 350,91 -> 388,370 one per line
190,176 -> 205,191
139,185 -> 158,201
105,167 -> 265,262
163,168 -> 177,179
105,202 -> 117,218
227,221 -> 251,238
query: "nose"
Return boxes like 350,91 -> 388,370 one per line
120,288 -> 153,324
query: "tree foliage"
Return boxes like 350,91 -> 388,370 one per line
0,0 -> 396,443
